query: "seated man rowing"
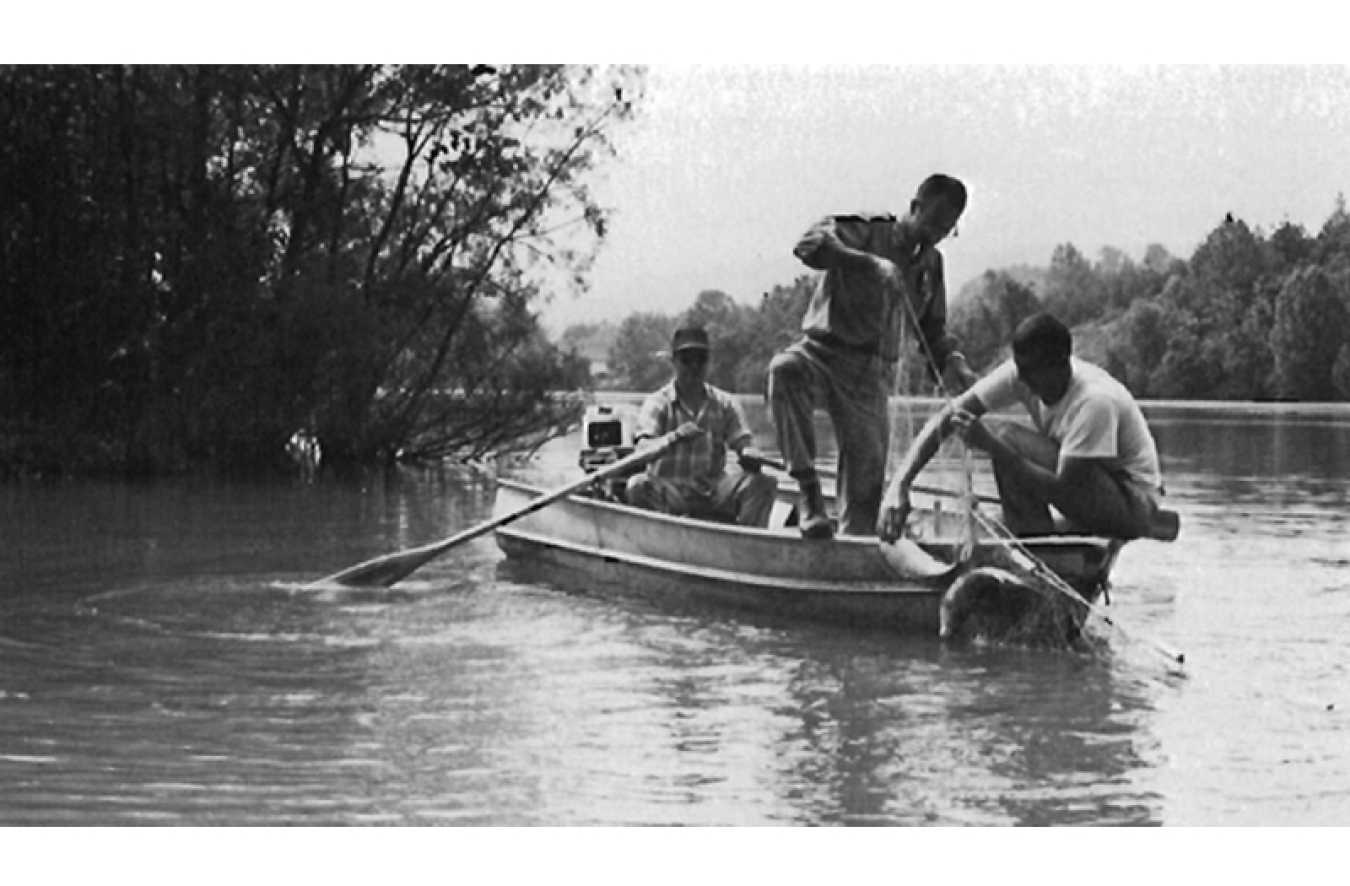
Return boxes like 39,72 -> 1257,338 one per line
626,326 -> 778,527
878,311 -> 1176,542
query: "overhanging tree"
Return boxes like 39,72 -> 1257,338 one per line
0,64 -> 643,475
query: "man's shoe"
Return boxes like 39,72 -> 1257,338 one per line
800,512 -> 837,540
796,475 -> 836,541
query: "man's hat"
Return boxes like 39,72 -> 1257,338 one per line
671,326 -> 710,354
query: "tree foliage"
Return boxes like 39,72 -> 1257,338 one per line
1140,211 -> 1349,402
946,207 -> 1350,403
607,311 -> 679,393
949,270 -> 1042,372
584,276 -> 817,397
0,64 -> 642,476
1040,243 -> 1103,327
1271,267 -> 1350,401
1107,298 -> 1169,397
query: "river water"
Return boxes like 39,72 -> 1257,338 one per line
1,400 -> 1348,826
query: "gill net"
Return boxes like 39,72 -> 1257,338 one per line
888,292 -> 979,560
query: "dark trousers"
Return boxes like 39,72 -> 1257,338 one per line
991,423 -> 1158,539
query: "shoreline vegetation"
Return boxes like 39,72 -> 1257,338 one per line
8,394 -> 1343,484
1,65 -> 637,481
5,66 -> 1350,481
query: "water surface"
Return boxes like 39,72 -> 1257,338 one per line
2,402 -> 1348,825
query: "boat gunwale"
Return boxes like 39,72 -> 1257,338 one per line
492,477 -> 1121,557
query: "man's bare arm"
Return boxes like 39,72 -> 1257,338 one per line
877,390 -> 986,540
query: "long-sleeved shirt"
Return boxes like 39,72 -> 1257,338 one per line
793,212 -> 960,369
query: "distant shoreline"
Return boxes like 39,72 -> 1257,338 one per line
588,390 -> 1350,418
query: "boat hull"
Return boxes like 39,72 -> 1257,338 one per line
492,479 -> 1123,636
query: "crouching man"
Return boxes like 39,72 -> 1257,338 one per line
878,312 -> 1175,542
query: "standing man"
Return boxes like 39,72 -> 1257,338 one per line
626,326 -> 778,527
769,173 -> 977,540
878,312 -> 1173,543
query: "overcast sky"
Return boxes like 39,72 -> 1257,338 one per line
543,64 -> 1350,332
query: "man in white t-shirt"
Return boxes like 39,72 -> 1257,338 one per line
878,312 -> 1171,541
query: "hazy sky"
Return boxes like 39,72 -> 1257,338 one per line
543,64 -> 1350,332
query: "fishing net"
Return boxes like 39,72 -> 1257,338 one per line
940,536 -> 1112,654
909,432 -> 1116,654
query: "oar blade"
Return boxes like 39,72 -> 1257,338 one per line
315,538 -> 456,588
318,549 -> 438,589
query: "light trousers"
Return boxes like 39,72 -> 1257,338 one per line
768,339 -> 896,536
625,469 -> 778,528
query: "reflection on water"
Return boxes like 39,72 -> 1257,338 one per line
2,403 -> 1349,824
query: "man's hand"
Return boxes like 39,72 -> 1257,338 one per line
872,254 -> 901,287
737,447 -> 767,473
943,354 -> 979,392
671,421 -> 704,444
876,484 -> 913,542
948,408 -> 994,452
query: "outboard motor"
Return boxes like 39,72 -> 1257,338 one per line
578,405 -> 638,500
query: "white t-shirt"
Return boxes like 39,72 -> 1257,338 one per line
971,357 -> 1162,491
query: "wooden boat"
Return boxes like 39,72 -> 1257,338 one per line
492,478 -> 1125,638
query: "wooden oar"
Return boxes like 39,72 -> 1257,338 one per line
313,423 -> 700,589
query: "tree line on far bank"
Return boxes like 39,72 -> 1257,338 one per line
564,200 -> 1350,404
